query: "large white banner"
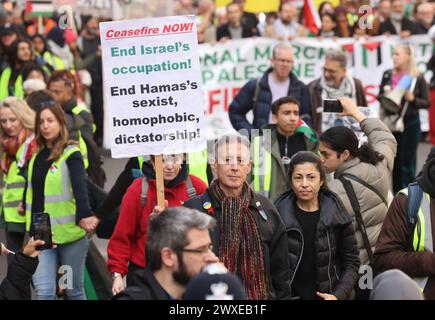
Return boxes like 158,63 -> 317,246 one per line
100,15 -> 206,158
199,35 -> 433,140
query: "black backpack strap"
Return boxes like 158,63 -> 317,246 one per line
186,176 -> 197,198
141,178 -> 149,209
341,173 -> 388,206
338,176 -> 374,265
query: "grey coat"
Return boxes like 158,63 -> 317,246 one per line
327,118 -> 397,265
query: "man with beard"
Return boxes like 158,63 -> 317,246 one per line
112,207 -> 219,300
378,0 -> 417,36
308,49 -> 368,139
264,2 -> 307,40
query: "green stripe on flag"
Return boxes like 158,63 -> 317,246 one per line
362,47 -> 368,68
84,267 -> 98,300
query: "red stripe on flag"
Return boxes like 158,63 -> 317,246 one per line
303,0 -> 321,34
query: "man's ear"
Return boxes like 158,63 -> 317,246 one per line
271,113 -> 279,124
161,247 -> 177,268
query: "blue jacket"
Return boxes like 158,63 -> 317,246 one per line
229,68 -> 313,132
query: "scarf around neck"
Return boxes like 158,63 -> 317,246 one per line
210,180 -> 269,300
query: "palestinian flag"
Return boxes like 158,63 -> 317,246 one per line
296,119 -> 318,143
302,0 -> 321,34
361,42 -> 382,68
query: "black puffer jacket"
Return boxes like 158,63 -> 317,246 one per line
0,253 -> 38,300
183,188 -> 292,300
274,189 -> 360,300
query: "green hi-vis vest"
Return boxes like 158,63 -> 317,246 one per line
72,104 -> 96,134
26,145 -> 86,244
399,188 -> 433,291
252,136 -> 272,198
1,136 -> 34,224
188,150 -> 208,185
0,67 -> 24,100
42,51 -> 65,70
71,104 -> 95,169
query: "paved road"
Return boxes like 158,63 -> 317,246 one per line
1,143 -> 432,285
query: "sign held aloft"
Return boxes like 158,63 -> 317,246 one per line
100,15 -> 206,158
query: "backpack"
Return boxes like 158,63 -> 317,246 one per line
71,113 -> 106,188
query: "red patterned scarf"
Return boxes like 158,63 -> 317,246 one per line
1,128 -> 36,173
210,180 -> 269,300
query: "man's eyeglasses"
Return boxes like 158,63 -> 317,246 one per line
179,244 -> 214,254
323,67 -> 339,74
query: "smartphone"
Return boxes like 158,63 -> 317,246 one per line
30,212 -> 52,251
323,99 -> 343,113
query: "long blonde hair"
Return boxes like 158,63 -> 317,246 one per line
0,97 -> 35,139
394,43 -> 420,77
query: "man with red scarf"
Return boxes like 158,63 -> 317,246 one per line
184,134 -> 291,300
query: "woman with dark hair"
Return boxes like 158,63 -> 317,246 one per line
32,34 -> 65,72
319,97 -> 397,299
318,1 -> 334,16
0,39 -> 37,99
274,151 -> 359,300
318,13 -> 338,38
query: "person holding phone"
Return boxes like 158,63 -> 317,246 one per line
318,97 -> 397,299
308,49 -> 368,136
0,237 -> 48,300
274,151 -> 360,300
0,97 -> 36,264
25,102 -> 96,300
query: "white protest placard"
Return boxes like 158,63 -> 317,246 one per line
100,15 -> 206,158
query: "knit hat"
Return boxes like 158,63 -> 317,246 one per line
416,147 -> 435,198
370,269 -> 424,300
182,263 -> 246,300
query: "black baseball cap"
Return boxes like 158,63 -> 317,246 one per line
0,24 -> 18,36
183,266 -> 246,300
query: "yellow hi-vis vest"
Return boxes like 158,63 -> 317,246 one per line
1,135 -> 34,224
42,51 -> 65,71
252,136 -> 272,198
71,104 -> 95,169
399,188 -> 433,291
0,67 -> 24,100
188,150 -> 208,185
25,145 -> 86,244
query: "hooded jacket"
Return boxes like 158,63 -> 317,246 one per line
107,163 -> 207,276
327,118 -> 397,265
274,189 -> 360,300
374,155 -> 435,300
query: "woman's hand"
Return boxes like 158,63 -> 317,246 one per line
338,97 -> 366,123
112,277 -> 125,295
79,216 -> 100,232
150,200 -> 168,219
22,237 -> 50,257
404,90 -> 415,102
316,292 -> 338,300
17,202 -> 25,216
1,242 -> 9,255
